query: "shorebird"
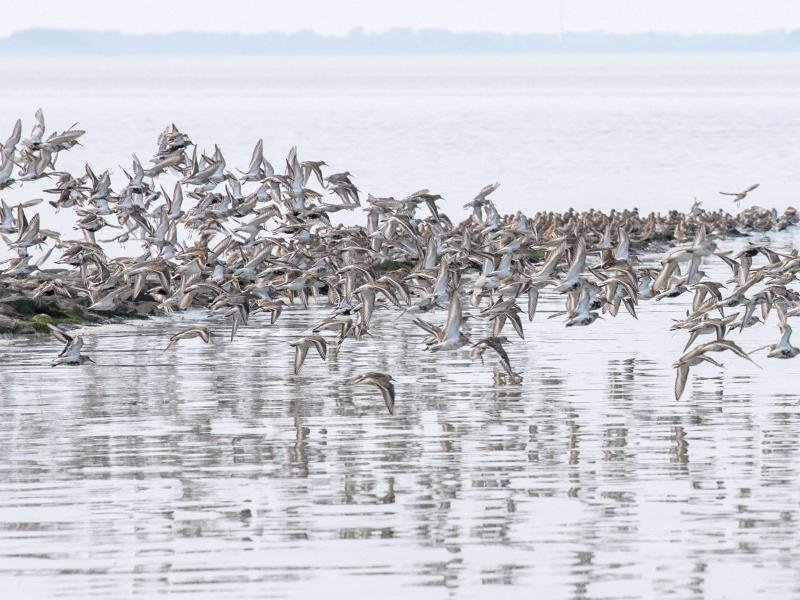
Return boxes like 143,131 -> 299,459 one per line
565,284 -> 602,327
48,324 -> 94,366
237,139 -> 265,182
682,314 -> 738,351
414,293 -> 470,351
750,311 -> 799,359
163,326 -> 211,351
720,183 -> 759,204
673,339 -> 759,400
345,372 -> 396,414
471,335 -> 515,377
290,335 -> 328,374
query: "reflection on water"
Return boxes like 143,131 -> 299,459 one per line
1,240 -> 800,598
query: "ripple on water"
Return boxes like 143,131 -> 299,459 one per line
2,241 -> 800,599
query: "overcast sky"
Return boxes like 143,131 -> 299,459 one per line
3,0 -> 799,36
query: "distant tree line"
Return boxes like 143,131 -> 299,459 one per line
2,28 -> 800,54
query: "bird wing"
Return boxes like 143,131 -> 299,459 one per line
715,253 -> 740,279
63,336 -> 83,361
527,288 -> 539,321
48,323 -> 73,347
652,260 -> 677,294
674,365 -> 689,400
309,336 -> 327,360
564,237 -> 586,281
412,317 -> 441,338
443,294 -> 463,341
505,309 -> 524,339
487,338 -> 514,376
739,303 -> 756,333
714,340 -> 762,368
293,344 -> 309,375
537,242 -> 566,277
698,355 -> 724,368
685,255 -> 701,283
376,380 -> 395,415
248,139 -> 264,171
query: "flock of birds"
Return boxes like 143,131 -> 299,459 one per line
1,110 -> 800,413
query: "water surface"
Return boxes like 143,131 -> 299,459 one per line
2,54 -> 800,598
0,53 -> 799,226
2,234 -> 800,599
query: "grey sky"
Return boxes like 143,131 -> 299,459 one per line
2,0 -> 799,36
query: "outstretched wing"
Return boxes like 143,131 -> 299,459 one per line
376,380 -> 395,415
443,293 -> 464,341
48,323 -> 73,347
674,365 -> 689,400
309,336 -> 327,360
293,344 -> 309,375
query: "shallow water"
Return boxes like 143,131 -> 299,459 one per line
2,53 -> 800,598
2,232 -> 800,599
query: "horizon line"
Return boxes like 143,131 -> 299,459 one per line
4,27 -> 800,38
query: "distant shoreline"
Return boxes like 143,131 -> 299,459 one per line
2,28 -> 800,55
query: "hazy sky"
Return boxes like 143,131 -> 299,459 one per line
3,0 -> 800,36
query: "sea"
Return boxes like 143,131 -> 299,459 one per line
1,53 -> 799,599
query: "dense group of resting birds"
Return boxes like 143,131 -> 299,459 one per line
1,110 -> 800,412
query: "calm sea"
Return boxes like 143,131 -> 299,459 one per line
0,54 -> 799,220
1,55 -> 799,599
